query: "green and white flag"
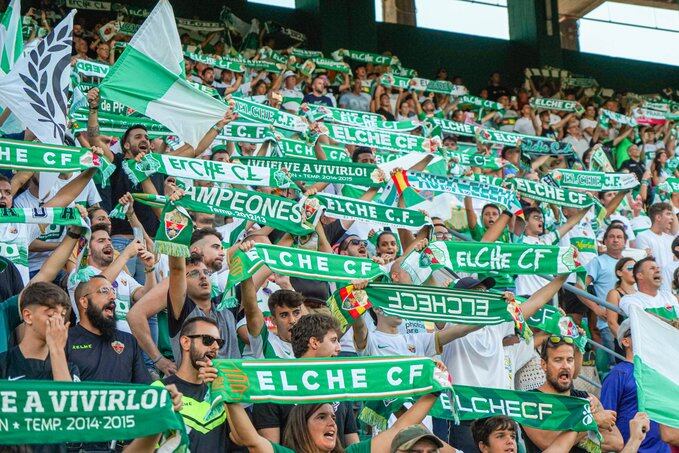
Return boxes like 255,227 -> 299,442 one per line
409,78 -> 467,97
0,0 -> 22,74
122,153 -> 292,187
318,122 -> 441,154
0,138 -> 115,184
0,380 -> 187,448
630,304 -> 679,429
238,155 -> 383,187
551,169 -> 639,192
208,356 -> 451,405
227,243 -> 386,288
99,0 -> 231,148
426,240 -> 583,279
530,97 -> 584,114
313,192 -> 431,229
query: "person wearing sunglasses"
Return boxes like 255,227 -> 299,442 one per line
162,316 -> 246,452
338,235 -> 368,258
523,336 -> 623,453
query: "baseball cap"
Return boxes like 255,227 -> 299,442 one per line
283,70 -> 296,79
454,276 -> 496,290
616,318 -> 631,348
210,144 -> 227,155
390,425 -> 444,453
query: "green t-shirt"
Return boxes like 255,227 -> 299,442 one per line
0,295 -> 20,355
271,440 -> 371,453
614,137 -> 633,169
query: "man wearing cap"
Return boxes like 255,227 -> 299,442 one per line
390,425 -> 445,453
439,274 -> 568,452
275,70 -> 303,113
600,319 -> 671,452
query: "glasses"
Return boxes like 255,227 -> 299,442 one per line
434,231 -> 451,239
346,239 -> 367,247
187,334 -> 225,348
186,269 -> 212,279
83,286 -> 116,297
549,335 -> 574,345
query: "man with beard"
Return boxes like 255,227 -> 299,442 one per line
67,224 -> 157,334
162,316 -> 246,452
522,336 -> 623,452
68,275 -> 150,383
302,75 -> 334,107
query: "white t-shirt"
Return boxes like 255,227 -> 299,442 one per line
580,118 -> 597,141
661,260 -> 679,293
619,290 -> 679,316
514,117 -> 537,136
515,231 -> 560,296
46,173 -> 102,207
563,135 -> 590,160
442,322 -> 515,389
0,223 -> 40,284
68,265 -> 142,333
358,329 -> 437,357
635,230 -> 676,270
248,326 -> 294,359
504,337 -> 538,390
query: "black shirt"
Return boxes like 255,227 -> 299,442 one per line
619,159 -> 645,184
0,261 -> 24,301
376,107 -> 395,122
66,324 -> 151,383
109,152 -> 164,237
162,374 -> 246,452
252,401 -> 357,447
522,388 -> 589,453
0,345 -> 80,381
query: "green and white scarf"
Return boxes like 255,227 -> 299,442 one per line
301,103 -> 419,132
508,178 -> 603,212
551,169 -> 639,192
237,156 -> 383,187
317,122 -> 441,154
657,178 -> 679,197
258,47 -> 289,64
275,137 -> 349,162
409,78 -> 467,97
389,65 -> 417,77
0,207 -> 89,230
154,204 -> 193,257
313,192 -> 431,229
331,48 -> 399,66
448,149 -> 507,171
425,117 -> 476,137
122,153 -> 291,188
530,98 -> 584,114
208,356 -> 451,406
563,77 -> 599,88
70,108 -> 173,138
110,188 -> 318,236
599,109 -> 637,128
426,240 -> 583,279
227,243 -> 385,289
0,380 -> 187,449
406,172 -> 523,215
528,304 -> 587,352
0,138 -> 115,186
231,96 -> 308,133
520,137 -> 574,156
219,122 -> 282,143
379,73 -> 411,90
308,57 -> 352,74
457,95 -> 505,113
476,127 -> 555,147
73,59 -> 110,80
288,47 -> 324,59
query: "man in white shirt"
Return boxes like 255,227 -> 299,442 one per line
661,236 -> 679,292
562,118 -> 590,160
620,257 -> 679,319
635,202 -> 678,270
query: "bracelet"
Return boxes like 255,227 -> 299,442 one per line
211,124 -> 221,131
144,266 -> 156,273
66,230 -> 81,239
152,354 -> 163,364
502,210 -> 513,218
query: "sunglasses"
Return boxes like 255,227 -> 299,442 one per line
625,265 -> 635,271
83,286 -> 116,297
548,335 -> 574,345
346,239 -> 367,247
187,334 -> 225,348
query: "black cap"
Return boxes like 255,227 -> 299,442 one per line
454,276 -> 496,290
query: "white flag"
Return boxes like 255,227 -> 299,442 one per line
0,10 -> 74,144
0,0 -> 23,74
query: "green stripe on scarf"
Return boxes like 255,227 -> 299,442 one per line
226,243 -> 385,289
0,380 -> 187,448
122,153 -> 292,188
552,169 -> 639,192
508,179 -> 605,221
0,138 -> 115,186
301,103 -> 419,132
527,304 -> 587,352
237,156 -> 383,187
208,356 -> 451,405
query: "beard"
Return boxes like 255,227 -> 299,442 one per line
189,343 -> 216,371
91,248 -> 114,267
86,301 -> 117,339
546,370 -> 573,393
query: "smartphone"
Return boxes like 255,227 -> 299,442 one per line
132,227 -> 144,245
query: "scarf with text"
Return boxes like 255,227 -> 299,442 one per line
275,137 -> 350,162
0,138 -> 115,186
476,126 -> 556,147
226,243 -> 385,289
508,178 -> 604,215
301,103 -> 420,132
308,57 -> 352,74
530,97 -> 584,114
551,169 -> 639,192
633,107 -> 667,126
237,155 -> 383,187
109,188 -> 317,236
409,78 -> 468,97
448,149 -> 508,171
457,95 -> 505,113
520,137 -> 575,156
598,109 -> 638,128
331,48 -> 399,66
0,380 -> 187,449
230,96 -> 308,133
379,73 -> 411,90
122,153 -> 291,188
317,122 -> 441,154
527,304 -> 587,352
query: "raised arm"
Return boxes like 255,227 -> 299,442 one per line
32,225 -> 81,284
100,239 -> 143,283
520,274 -> 567,319
464,196 -> 479,231
481,211 -> 512,242
86,88 -> 114,162
225,403 -> 274,453
556,207 -> 588,238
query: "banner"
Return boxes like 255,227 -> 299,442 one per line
227,243 -> 385,288
122,153 -> 291,188
0,380 -> 186,446
237,156 -> 383,187
551,169 -> 639,192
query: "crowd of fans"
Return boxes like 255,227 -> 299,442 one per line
0,1 -> 678,452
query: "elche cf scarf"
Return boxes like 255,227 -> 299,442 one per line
122,153 -> 292,188
0,138 -> 115,186
110,187 -> 318,236
316,122 -> 441,155
226,243 -> 386,289
551,169 -> 639,192
0,380 -> 187,450
530,97 -> 584,114
300,103 -> 419,132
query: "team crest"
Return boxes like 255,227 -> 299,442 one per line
407,344 -> 416,354
135,157 -> 161,173
111,340 -> 125,354
163,209 -> 189,240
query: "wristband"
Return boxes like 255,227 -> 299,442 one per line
144,266 -> 156,273
152,354 -> 163,364
66,230 -> 81,239
502,210 -> 513,218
